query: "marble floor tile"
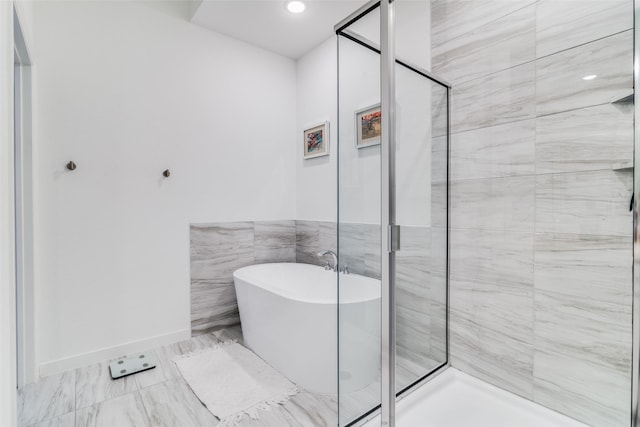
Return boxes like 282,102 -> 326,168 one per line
433,4 -> 535,85
535,169 -> 632,236
17,371 -> 75,427
75,392 -> 150,427
213,324 -> 244,344
75,360 -> 138,410
535,103 -> 633,174
278,392 -> 337,427
450,175 -> 535,232
450,119 -> 535,181
27,412 -> 74,427
536,30 -> 633,117
139,378 -> 218,427
132,349 -> 175,390
536,0 -> 632,58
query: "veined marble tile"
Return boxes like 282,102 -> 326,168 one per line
75,392 -> 150,427
433,5 -> 535,85
17,371 -> 75,427
429,227 -> 448,275
397,304 -> 431,371
318,221 -> 337,255
535,103 -> 633,174
533,347 -> 630,427
534,289 -> 631,375
279,392 -> 338,427
534,232 -> 632,300
431,136 -> 448,185
450,119 -> 535,181
339,223 -> 366,275
450,175 -> 535,232
535,169 -> 632,236
429,301 -> 448,363
536,0 -> 632,58
536,30 -> 633,117
295,220 -> 320,265
27,412 -> 74,427
136,334 -> 223,389
452,61 -> 535,133
363,223 -> 381,279
450,310 -> 534,399
75,360 -> 138,410
431,0 -> 538,49
254,220 -> 296,264
132,352 -> 172,391
451,275 -> 533,344
190,222 -> 254,251
431,84 -> 449,138
449,229 -> 534,287
295,220 -> 319,248
213,324 -> 244,344
431,182 -> 447,229
190,279 -> 240,334
139,378 -> 218,427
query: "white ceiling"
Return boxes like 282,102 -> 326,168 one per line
190,0 -> 369,59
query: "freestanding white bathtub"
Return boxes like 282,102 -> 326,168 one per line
233,263 -> 380,395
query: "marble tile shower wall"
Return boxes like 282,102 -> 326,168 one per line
431,1 -> 633,426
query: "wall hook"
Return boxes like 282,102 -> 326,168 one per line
163,169 -> 171,178
66,161 -> 77,171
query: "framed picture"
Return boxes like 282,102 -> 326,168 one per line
355,104 -> 381,148
303,122 -> 330,159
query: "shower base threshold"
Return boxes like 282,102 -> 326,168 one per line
363,368 -> 587,427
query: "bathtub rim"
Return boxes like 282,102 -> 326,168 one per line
233,262 -> 381,305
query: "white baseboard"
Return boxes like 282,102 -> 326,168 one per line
38,328 -> 191,378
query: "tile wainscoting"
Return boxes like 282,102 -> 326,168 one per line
190,220 -> 445,375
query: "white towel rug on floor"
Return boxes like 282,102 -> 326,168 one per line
173,342 -> 300,427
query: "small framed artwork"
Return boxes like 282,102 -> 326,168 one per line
303,122 -> 330,159
355,104 -> 381,148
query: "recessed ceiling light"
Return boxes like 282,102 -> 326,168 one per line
582,74 -> 597,81
286,0 -> 306,13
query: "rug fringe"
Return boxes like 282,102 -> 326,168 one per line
217,385 -> 301,427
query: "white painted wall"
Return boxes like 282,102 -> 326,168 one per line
296,38 -> 337,222
33,0 -> 296,375
1,0 -> 34,423
296,1 -> 432,226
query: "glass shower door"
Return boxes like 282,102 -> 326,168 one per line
336,1 -> 450,425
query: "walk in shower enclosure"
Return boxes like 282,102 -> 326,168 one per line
336,1 -> 450,425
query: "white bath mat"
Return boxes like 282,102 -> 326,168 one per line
173,342 -> 300,427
